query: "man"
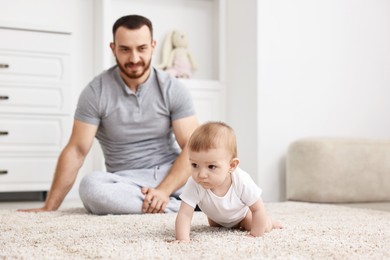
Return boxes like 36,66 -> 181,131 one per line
21,15 -> 198,214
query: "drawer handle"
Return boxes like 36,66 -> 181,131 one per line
0,170 -> 8,174
0,96 -> 9,100
0,131 -> 9,135
0,64 -> 9,69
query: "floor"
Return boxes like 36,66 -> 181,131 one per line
0,198 -> 83,210
339,202 -> 390,212
1,199 -> 389,212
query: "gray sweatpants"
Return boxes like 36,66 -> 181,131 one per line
78,164 -> 183,215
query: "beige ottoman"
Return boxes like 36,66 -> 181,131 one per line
286,138 -> 390,203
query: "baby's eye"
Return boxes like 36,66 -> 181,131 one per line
208,165 -> 217,170
191,163 -> 198,168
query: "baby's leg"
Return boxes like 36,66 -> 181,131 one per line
208,218 -> 222,227
271,218 -> 283,230
238,210 -> 253,231
239,211 -> 283,232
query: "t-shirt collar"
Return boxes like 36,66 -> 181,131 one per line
114,66 -> 155,96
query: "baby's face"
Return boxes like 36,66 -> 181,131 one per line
189,148 -> 233,192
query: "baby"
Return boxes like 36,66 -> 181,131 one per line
175,121 -> 282,242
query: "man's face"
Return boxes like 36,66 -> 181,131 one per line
110,25 -> 155,80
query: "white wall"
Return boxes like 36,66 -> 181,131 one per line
226,0 -> 259,183
0,0 -> 95,200
227,0 -> 390,202
255,0 -> 390,201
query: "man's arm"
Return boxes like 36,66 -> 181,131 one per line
142,115 -> 198,213
19,120 -> 98,212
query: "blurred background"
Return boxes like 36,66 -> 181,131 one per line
0,0 -> 389,203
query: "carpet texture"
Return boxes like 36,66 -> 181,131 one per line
0,202 -> 389,259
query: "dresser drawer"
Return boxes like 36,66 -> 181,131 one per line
0,51 -> 70,85
0,115 -> 71,153
0,84 -> 68,114
0,28 -> 71,54
0,157 -> 55,191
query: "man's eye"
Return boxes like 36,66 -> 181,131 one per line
208,165 -> 217,170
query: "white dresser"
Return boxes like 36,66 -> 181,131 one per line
0,27 -> 72,196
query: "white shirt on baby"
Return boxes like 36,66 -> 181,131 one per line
180,167 -> 262,228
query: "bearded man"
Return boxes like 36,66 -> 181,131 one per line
21,15 -> 198,215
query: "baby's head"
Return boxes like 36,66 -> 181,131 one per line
188,121 -> 237,159
188,122 -> 239,189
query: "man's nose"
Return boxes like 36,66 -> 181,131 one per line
128,50 -> 140,63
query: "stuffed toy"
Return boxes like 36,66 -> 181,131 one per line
158,30 -> 197,78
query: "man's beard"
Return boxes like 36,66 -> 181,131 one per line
116,58 -> 152,79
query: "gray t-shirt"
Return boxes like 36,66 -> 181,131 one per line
75,66 -> 196,172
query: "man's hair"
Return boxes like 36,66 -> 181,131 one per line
188,121 -> 237,158
112,14 -> 153,41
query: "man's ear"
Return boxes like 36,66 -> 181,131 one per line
151,40 -> 157,56
110,42 -> 115,54
229,158 -> 240,172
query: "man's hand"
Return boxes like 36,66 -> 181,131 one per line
17,206 -> 53,213
141,187 -> 169,213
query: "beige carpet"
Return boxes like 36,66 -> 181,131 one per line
0,201 -> 389,259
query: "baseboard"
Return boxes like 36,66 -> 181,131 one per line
0,191 -> 47,202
